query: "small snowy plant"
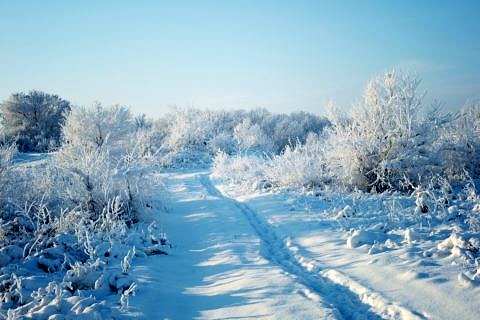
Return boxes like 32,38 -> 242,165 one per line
120,282 -> 137,312
263,133 -> 329,190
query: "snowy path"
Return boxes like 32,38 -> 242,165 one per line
131,173 -> 392,319
131,171 -> 427,319
131,171 -> 338,319
213,179 -> 480,320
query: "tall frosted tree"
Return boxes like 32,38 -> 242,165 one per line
0,90 -> 71,152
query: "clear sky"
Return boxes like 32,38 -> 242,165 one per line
0,0 -> 479,116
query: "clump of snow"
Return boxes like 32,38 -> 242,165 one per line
346,225 -> 387,249
334,205 -> 354,220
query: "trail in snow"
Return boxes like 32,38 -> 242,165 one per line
201,175 -> 425,320
131,171 -> 336,319
212,177 -> 480,320
131,170 -> 431,319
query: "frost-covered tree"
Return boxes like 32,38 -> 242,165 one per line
326,70 -> 443,192
62,103 -> 134,155
0,90 -> 71,152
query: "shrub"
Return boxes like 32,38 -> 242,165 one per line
439,100 -> 480,180
61,103 -> 134,157
234,119 -> 273,154
325,70 -> 446,192
0,103 -> 165,318
264,133 -> 329,189
0,142 -> 17,216
212,151 -> 269,191
56,103 -> 158,222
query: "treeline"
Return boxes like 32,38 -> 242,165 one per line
1,70 -> 479,196
0,92 -> 329,161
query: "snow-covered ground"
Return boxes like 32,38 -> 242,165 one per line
3,163 -> 479,319
131,171 -> 337,319
212,176 -> 480,320
129,170 -> 479,319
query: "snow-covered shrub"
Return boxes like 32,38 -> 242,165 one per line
161,108 -> 214,154
214,133 -> 330,191
0,104 -> 166,318
325,70 -> 445,192
208,132 -> 236,155
439,100 -> 480,180
234,119 -> 274,154
269,111 -> 329,154
263,133 -> 330,189
0,143 -> 15,186
0,90 -> 71,152
212,151 -> 269,191
55,103 -> 159,222
62,103 -> 135,157
158,108 -> 227,166
0,142 -> 18,220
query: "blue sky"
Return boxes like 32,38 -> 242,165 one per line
0,0 -> 479,116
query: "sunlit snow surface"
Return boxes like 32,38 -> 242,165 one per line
130,170 -> 479,319
211,175 -> 480,320
131,171 -> 336,319
6,166 -> 479,319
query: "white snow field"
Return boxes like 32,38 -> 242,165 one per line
130,170 -> 479,320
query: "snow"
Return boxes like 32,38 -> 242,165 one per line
2,70 -> 480,319
3,161 -> 480,318
212,176 -> 480,320
126,168 -> 475,319
130,171 -> 336,319
12,152 -> 50,164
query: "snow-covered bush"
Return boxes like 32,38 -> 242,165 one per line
269,111 -> 329,154
157,108 -> 226,166
0,143 -> 15,188
325,70 -> 446,192
213,133 -> 330,191
234,119 -> 274,154
212,151 -> 269,191
0,90 -> 71,152
0,103 -> 166,318
62,103 -> 135,157
55,103 -> 159,223
439,100 -> 480,180
0,143 -> 17,218
263,133 -> 330,189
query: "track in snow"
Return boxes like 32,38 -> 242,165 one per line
201,175 -> 377,319
133,171 -> 336,319
201,174 -> 425,320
